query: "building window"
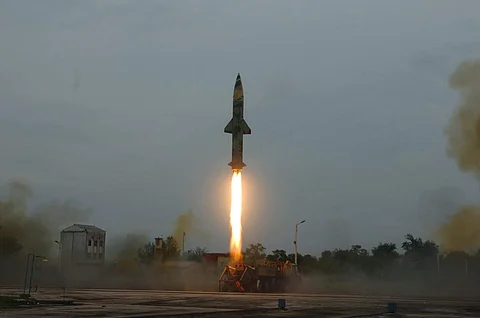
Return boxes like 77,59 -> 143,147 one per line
93,240 -> 97,247
88,240 -> 92,246
99,241 -> 104,247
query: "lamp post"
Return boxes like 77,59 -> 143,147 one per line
182,232 -> 186,256
294,220 -> 305,265
23,254 -> 48,296
437,252 -> 441,274
54,240 -> 61,273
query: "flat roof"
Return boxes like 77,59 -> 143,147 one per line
62,224 -> 106,233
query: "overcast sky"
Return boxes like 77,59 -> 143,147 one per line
1,0 -> 480,255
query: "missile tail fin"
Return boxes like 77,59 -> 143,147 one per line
240,119 -> 251,134
228,161 -> 246,169
224,119 -> 234,134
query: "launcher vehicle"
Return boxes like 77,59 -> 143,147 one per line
218,260 -> 301,293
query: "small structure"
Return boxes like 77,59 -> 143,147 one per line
153,237 -> 165,266
202,253 -> 231,277
203,253 -> 230,266
60,224 -> 106,270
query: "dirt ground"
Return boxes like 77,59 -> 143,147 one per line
1,287 -> 480,317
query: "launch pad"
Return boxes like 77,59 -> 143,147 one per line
2,287 -> 479,317
218,260 -> 301,293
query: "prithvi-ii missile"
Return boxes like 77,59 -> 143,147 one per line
224,73 -> 251,171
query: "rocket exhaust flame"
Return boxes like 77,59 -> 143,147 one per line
229,170 -> 243,263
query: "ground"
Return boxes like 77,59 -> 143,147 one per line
0,287 -> 479,317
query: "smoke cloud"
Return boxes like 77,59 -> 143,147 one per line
171,209 -> 209,248
435,206 -> 480,253
0,180 -> 92,258
444,59 -> 480,174
436,59 -> 480,252
419,187 -> 465,232
108,233 -> 150,262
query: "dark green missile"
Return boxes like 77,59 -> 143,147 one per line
224,73 -> 251,171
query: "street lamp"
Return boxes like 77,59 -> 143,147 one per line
182,232 -> 186,256
437,252 -> 442,274
294,220 -> 305,265
22,254 -> 48,296
54,240 -> 61,272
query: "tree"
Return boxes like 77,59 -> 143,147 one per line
372,243 -> 399,259
401,234 -> 439,270
317,249 -> 340,274
184,247 -> 207,262
321,250 -> 333,259
298,254 -> 317,273
370,242 -> 399,275
421,240 -> 439,258
401,234 -> 438,257
267,249 -> 288,262
401,234 -> 423,253
137,242 -> 155,265
164,236 -> 181,260
245,243 -> 266,262
350,245 -> 368,256
0,235 -> 23,258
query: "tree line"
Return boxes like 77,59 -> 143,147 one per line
133,233 -> 479,281
135,236 -> 208,265
244,234 -> 479,280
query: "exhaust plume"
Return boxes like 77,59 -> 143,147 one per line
229,171 -> 243,263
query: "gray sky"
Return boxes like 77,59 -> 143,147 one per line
1,0 -> 480,255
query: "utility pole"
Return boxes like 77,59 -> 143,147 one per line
54,240 -> 61,273
294,220 -> 305,265
182,232 -> 186,256
437,252 -> 440,274
23,254 -> 48,296
0,225 -> 3,262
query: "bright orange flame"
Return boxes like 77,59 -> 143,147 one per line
229,170 -> 243,263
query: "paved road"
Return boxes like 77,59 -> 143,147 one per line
1,287 -> 480,317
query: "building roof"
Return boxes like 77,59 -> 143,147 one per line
61,224 -> 106,233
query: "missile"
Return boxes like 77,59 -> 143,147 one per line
224,73 -> 251,171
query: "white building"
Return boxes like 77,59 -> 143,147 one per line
60,224 -> 106,269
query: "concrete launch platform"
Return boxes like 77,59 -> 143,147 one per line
1,287 -> 479,317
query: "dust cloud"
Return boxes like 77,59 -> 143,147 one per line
108,233 -> 150,262
435,206 -> 480,253
171,209 -> 209,247
437,59 -> 480,252
444,59 -> 480,173
0,180 -> 92,258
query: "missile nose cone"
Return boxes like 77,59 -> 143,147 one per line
235,73 -> 242,89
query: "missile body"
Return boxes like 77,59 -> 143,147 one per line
224,73 -> 251,171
